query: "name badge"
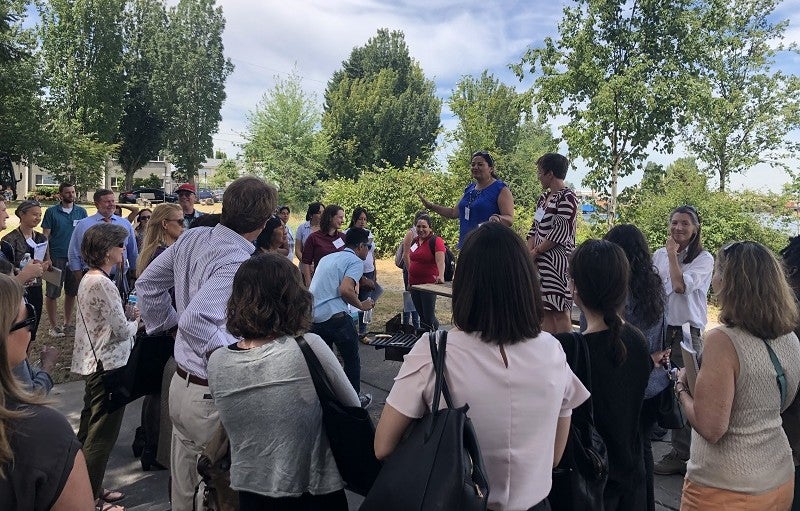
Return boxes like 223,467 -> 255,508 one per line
464,207 -> 470,221
73,220 -> 80,226
534,207 -> 545,223
332,238 -> 345,249
410,243 -> 418,253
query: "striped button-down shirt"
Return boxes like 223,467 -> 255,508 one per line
136,223 -> 255,379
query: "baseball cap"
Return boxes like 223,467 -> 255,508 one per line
175,184 -> 196,194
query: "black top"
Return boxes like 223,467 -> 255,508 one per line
0,402 -> 81,510
556,324 -> 650,489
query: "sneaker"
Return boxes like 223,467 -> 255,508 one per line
359,393 -> 373,409
653,450 -> 687,475
48,326 -> 65,338
63,324 -> 76,335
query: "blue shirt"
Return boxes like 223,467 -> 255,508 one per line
136,223 -> 255,379
41,204 -> 88,259
67,213 -> 138,271
456,179 -> 506,246
309,248 -> 364,323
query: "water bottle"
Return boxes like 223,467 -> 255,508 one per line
19,253 -> 31,268
126,289 -> 138,320
363,308 -> 373,324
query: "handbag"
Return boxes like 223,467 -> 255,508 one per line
360,330 -> 490,511
656,320 -> 686,430
195,424 -> 238,511
549,332 -> 608,511
294,336 -> 382,496
78,304 -> 174,413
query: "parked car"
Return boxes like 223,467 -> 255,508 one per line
197,188 -> 217,203
212,188 -> 225,201
118,188 -> 177,204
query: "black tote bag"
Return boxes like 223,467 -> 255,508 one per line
360,330 -> 490,511
294,336 -> 381,496
549,332 -> 609,511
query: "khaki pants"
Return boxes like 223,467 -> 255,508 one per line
168,371 -> 220,511
77,370 -> 126,498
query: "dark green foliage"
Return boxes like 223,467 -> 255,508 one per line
133,173 -> 164,189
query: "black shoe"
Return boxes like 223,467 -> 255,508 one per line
131,426 -> 145,458
140,449 -> 167,471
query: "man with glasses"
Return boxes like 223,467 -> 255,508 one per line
41,183 -> 87,337
309,227 -> 375,408
175,183 -> 204,229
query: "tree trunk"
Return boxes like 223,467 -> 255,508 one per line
607,160 -> 619,227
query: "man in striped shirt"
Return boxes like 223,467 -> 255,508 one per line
137,176 -> 277,511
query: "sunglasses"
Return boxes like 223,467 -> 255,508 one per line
10,303 -> 36,333
139,216 -> 151,221
117,242 -> 125,248
722,240 -> 756,254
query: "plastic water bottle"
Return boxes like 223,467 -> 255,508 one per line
363,308 -> 373,324
126,289 -> 138,320
19,253 -> 31,268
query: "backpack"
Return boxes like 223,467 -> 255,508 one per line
394,242 -> 405,269
428,237 -> 455,282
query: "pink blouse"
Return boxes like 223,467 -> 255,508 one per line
386,329 -> 589,511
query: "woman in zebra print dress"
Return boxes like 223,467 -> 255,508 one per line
527,153 -> 578,333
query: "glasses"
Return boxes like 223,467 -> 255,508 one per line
722,240 -> 756,254
139,216 -> 151,221
166,219 -> 184,224
117,242 -> 125,248
10,303 -> 36,333
361,243 -> 372,250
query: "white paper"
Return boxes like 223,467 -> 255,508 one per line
43,266 -> 62,287
680,336 -> 701,394
33,241 -> 48,261
332,238 -> 345,249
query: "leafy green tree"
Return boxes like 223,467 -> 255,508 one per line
243,71 -> 326,207
515,0 -> 696,224
117,0 -> 168,191
162,0 -> 232,180
133,173 -> 165,188
682,0 -> 800,191
208,158 -> 239,188
322,29 -> 441,179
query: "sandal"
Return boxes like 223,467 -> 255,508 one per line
96,499 -> 125,511
101,489 -> 125,503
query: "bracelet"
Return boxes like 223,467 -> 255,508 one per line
675,382 -> 690,398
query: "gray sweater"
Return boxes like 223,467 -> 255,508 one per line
207,333 -> 359,497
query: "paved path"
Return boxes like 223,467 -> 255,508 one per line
51,339 -> 684,510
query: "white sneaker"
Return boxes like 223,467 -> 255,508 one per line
48,326 -> 65,338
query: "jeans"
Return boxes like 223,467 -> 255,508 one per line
410,289 -> 438,331
311,313 -> 361,393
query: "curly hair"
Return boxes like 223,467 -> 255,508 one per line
81,224 -> 129,269
604,224 -> 665,327
227,253 -> 312,339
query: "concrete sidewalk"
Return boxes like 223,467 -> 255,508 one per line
51,339 -> 684,510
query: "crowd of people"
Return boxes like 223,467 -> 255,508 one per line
0,150 -> 798,511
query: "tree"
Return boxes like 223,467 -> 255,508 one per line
447,70 -> 533,167
682,0 -> 800,191
242,71 -> 326,207
515,0 -> 696,224
208,158 -> 239,188
117,0 -> 168,191
322,29 -> 441,180
162,0 -> 232,180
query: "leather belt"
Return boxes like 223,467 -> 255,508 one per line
176,365 -> 209,386
329,311 -> 349,320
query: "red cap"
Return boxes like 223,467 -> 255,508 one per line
175,183 -> 196,194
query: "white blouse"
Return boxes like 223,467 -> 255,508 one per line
71,273 -> 137,375
652,247 -> 714,331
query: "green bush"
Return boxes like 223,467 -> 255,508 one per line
27,185 -> 59,200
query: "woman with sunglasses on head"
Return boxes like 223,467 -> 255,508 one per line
2,200 -> 51,344
71,223 -> 139,511
652,205 -> 714,476
677,241 -> 800,510
419,150 -> 514,246
527,153 -> 578,334
0,274 -> 94,510
133,208 -> 152,250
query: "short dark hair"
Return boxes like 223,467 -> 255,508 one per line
278,205 -> 290,214
255,216 -> 284,251
345,227 -> 369,248
227,253 -> 312,339
305,202 -> 324,221
570,239 -> 630,365
471,150 -> 494,168
320,204 -> 344,232
58,182 -> 74,193
452,223 -> 543,344
349,207 -> 370,229
220,176 -> 277,234
414,213 -> 432,228
537,153 -> 569,179
81,223 -> 129,269
93,189 -> 114,203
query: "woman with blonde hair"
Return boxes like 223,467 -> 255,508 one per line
0,273 -> 94,509
132,202 -> 183,472
678,241 -> 800,510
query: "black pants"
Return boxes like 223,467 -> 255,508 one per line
640,396 -> 659,511
24,285 -> 43,346
238,489 -> 348,511
410,289 -> 438,331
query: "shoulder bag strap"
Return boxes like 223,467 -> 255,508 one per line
295,336 -> 337,403
428,330 -> 454,411
763,339 -> 788,408
573,331 -> 597,421
76,299 -> 100,366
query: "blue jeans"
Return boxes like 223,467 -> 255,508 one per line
311,313 -> 361,393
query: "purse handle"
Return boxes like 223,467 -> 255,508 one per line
762,339 -> 788,408
428,330 -> 454,410
570,331 -> 598,425
295,335 -> 339,405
